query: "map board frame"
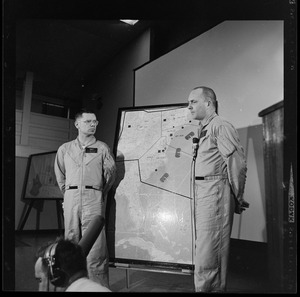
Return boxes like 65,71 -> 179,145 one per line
107,103 -> 201,272
18,151 -> 63,231
22,151 -> 63,201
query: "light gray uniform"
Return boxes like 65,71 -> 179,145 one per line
55,137 -> 116,288
193,113 -> 247,292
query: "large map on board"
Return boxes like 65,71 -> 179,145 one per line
107,104 -> 200,267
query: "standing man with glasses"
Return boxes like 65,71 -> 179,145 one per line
54,108 -> 116,289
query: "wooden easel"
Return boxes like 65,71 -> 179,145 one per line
17,198 -> 63,232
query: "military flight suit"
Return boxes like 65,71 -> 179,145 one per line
54,137 -> 116,288
193,112 -> 247,292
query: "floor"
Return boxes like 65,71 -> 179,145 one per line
14,230 -> 272,293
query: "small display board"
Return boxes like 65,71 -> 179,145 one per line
23,151 -> 63,200
18,151 -> 63,231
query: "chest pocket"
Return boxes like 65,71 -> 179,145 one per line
198,128 -> 219,156
84,151 -> 101,166
199,129 -> 212,146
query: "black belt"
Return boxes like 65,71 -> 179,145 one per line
68,186 -> 96,190
195,174 -> 227,181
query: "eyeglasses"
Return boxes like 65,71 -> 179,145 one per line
80,120 -> 99,126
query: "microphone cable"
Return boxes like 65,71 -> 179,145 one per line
189,145 -> 197,269
189,126 -> 201,269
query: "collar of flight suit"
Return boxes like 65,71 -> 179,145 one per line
76,136 -> 97,149
200,112 -> 218,129
197,112 -> 218,140
67,137 -> 100,165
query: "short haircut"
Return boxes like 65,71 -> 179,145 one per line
74,108 -> 96,121
193,86 -> 218,114
36,237 -> 88,277
55,239 -> 87,276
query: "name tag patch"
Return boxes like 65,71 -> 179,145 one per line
200,130 -> 207,138
86,147 -> 98,153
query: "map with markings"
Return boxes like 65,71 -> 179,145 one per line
107,105 -> 200,267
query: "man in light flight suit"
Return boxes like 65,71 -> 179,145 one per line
54,108 -> 116,289
187,87 -> 248,292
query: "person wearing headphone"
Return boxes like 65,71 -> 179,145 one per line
34,238 -> 112,292
35,241 -> 62,292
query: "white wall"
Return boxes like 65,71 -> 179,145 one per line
134,21 -> 283,242
135,21 -> 283,128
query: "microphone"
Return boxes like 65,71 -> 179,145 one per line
192,137 -> 199,159
79,215 -> 105,256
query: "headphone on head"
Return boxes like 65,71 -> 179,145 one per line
43,242 -> 68,287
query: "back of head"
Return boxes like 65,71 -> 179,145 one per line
40,238 -> 87,288
55,239 -> 87,276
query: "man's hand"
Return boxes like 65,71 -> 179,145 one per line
235,199 -> 249,214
